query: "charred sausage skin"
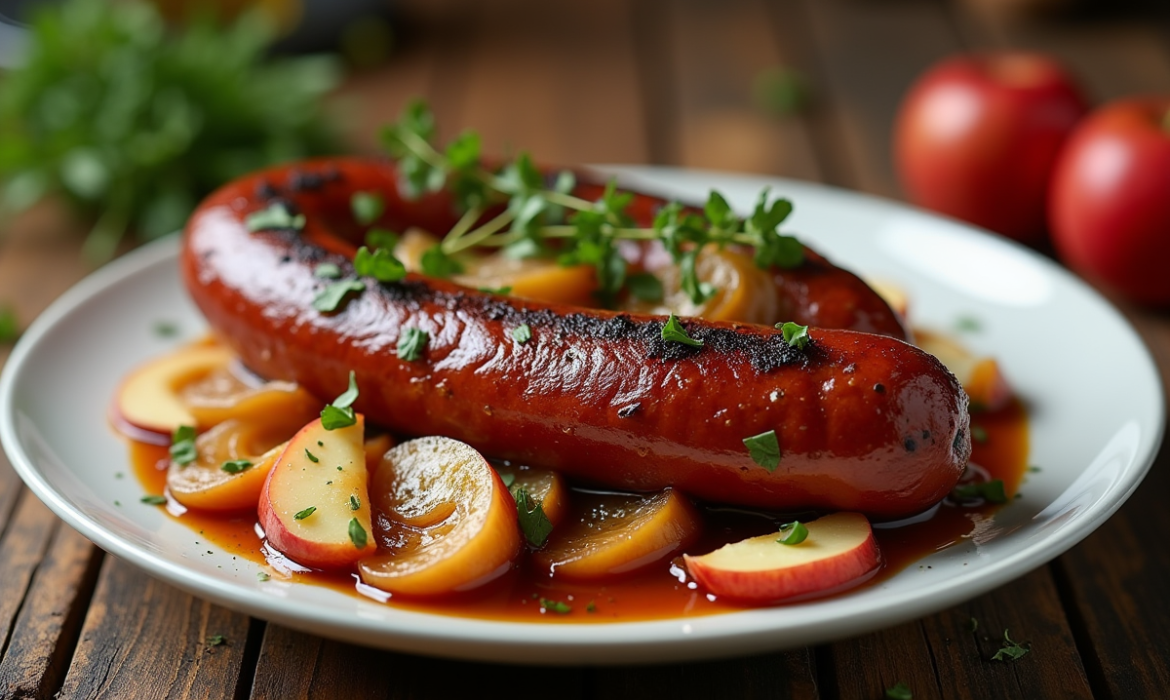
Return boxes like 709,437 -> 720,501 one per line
181,159 -> 969,519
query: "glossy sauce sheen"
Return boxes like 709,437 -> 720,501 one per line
182,159 -> 970,519
130,400 -> 1025,622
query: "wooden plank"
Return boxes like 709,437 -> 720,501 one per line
0,526 -> 103,700
249,624 -> 586,699
0,494 -> 60,652
55,556 -> 251,700
657,0 -> 822,180
0,446 -> 25,538
818,623 -> 939,700
593,649 -> 819,700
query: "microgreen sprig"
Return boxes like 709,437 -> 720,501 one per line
380,101 -> 805,307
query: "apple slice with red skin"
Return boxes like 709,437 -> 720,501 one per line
916,330 -> 1012,412
259,415 -> 376,569
359,436 -> 521,597
683,512 -> 881,603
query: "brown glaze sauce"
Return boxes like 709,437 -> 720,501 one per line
128,399 -> 1026,623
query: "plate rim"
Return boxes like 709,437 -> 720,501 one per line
0,165 -> 1164,665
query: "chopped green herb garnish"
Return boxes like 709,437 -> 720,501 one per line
626,272 -> 664,302
952,479 -> 1007,504
586,601 -> 597,613
971,425 -> 988,444
141,494 -> 167,505
511,324 -> 532,344
354,245 -> 407,282
312,279 -> 365,313
885,682 -> 913,700
968,617 -> 979,632
478,285 -> 513,295
349,495 -> 360,511
420,245 -> 464,278
0,306 -> 19,343
512,485 -> 554,547
206,634 -> 226,647
314,262 -> 342,279
500,473 -> 516,488
777,521 -> 809,545
365,228 -> 399,251
169,426 -> 198,466
220,460 -> 252,474
1029,465 -> 1042,473
152,320 -> 178,338
293,506 -> 317,520
991,629 -> 1029,661
743,430 -> 781,472
305,449 -> 319,463
661,313 -> 703,347
955,315 -> 982,333
397,327 -> 429,361
348,518 -> 368,549
777,321 -> 810,349
257,572 -> 271,582
350,191 -> 385,226
321,371 -> 359,430
540,598 -> 572,614
246,202 -> 305,232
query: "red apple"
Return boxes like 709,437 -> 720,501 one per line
1050,97 -> 1170,305
684,512 -> 880,603
894,52 -> 1087,244
259,415 -> 376,569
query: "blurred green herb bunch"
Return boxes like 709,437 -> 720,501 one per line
0,0 -> 344,260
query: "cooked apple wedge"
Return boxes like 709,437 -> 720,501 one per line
258,415 -> 376,569
359,436 -> 521,597
916,330 -> 1013,411
683,512 -> 880,603
533,488 -> 701,580
114,343 -> 319,438
493,463 -> 570,528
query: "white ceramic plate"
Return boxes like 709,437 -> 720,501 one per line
1,168 -> 1163,665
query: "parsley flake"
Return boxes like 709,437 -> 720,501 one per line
169,426 -> 198,466
627,272 -> 664,302
351,191 -> 385,226
743,430 -> 781,472
349,495 -> 360,511
366,228 -> 399,251
0,306 -> 19,343
305,449 -> 319,463
312,279 -> 365,313
885,682 -> 913,700
971,425 -> 989,444
257,572 -> 271,582
511,323 -> 532,344
321,371 -> 359,430
246,202 -> 305,232
512,485 -> 554,547
348,518 -> 368,549
777,520 -> 809,545
220,460 -> 252,474
398,327 -> 429,361
661,313 -> 703,347
354,245 -> 407,282
152,320 -> 178,338
991,629 -> 1030,661
952,479 -> 1007,504
206,634 -> 226,647
420,245 -> 464,278
314,262 -> 342,279
500,473 -> 516,488
141,494 -> 167,505
540,598 -> 572,614
293,506 -> 317,520
777,321 -> 811,349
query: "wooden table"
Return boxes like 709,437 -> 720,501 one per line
2,1 -> 1169,697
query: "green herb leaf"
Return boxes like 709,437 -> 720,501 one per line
332,371 -> 360,409
420,245 -> 464,278
398,327 -> 429,361
743,430 -> 781,472
305,449 -> 319,463
626,273 -> 665,303
365,228 -> 399,251
753,66 -> 809,117
314,263 -> 342,279
152,320 -> 178,338
777,321 -> 811,349
661,313 -> 703,347
500,473 -> 516,488
206,634 -> 226,647
293,506 -> 317,520
312,279 -> 365,313
478,285 -> 514,295
349,495 -> 360,511
257,572 -> 270,582
512,486 -> 554,547
511,324 -> 532,344
955,315 -> 982,333
540,598 -> 572,614
348,518 -> 368,549
971,425 -> 989,444
246,202 -> 306,232
220,460 -> 252,474
679,249 -> 715,305
586,601 -> 597,613
354,246 -> 407,283
321,371 -> 359,430
952,479 -> 1007,504
991,629 -> 1029,661
884,682 -> 913,700
777,521 -> 809,545
141,494 -> 167,506
350,191 -> 385,226
169,425 -> 198,466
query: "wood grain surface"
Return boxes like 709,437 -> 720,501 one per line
1,0 -> 1168,698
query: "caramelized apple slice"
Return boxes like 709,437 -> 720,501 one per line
455,256 -> 598,308
493,463 -> 570,527
167,412 -> 305,511
865,277 -> 911,320
684,512 -> 880,603
115,343 -> 319,437
916,330 -> 1013,411
627,245 -> 779,324
359,436 -> 521,596
533,488 -> 701,580
258,415 -> 376,568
